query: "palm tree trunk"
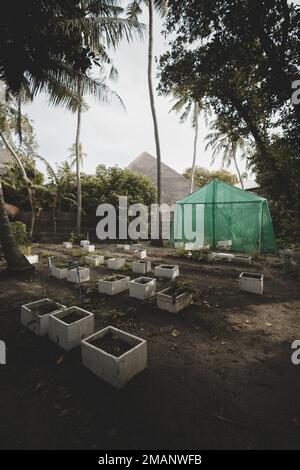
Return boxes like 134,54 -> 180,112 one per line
190,103 -> 199,193
0,131 -> 35,237
0,182 -> 33,272
75,79 -> 83,234
233,152 -> 244,189
148,0 -> 162,243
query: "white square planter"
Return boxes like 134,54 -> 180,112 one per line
50,265 -> 68,279
98,275 -> 130,295
63,242 -> 72,249
81,326 -> 147,389
233,255 -> 253,265
217,240 -> 232,251
157,287 -> 193,314
117,244 -> 130,250
132,260 -> 152,275
129,277 -> 156,300
80,240 -> 90,247
185,242 -> 210,251
133,249 -> 147,259
83,244 -> 95,253
154,264 -> 179,279
107,258 -> 126,270
49,307 -> 94,350
67,267 -> 90,283
239,272 -> 264,295
85,255 -> 104,267
21,298 -> 66,336
25,254 -> 39,265
209,252 -> 235,261
131,243 -> 143,249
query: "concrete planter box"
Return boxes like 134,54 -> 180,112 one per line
185,243 -> 210,251
133,249 -> 147,259
209,252 -> 235,261
49,307 -> 94,350
98,275 -> 130,295
217,240 -> 232,251
80,240 -> 90,247
67,267 -> 90,283
21,298 -> 66,336
154,264 -> 179,279
157,287 -> 193,314
81,326 -> 147,388
117,244 -> 130,250
50,265 -> 68,279
129,277 -> 156,300
83,244 -> 95,253
233,255 -> 253,265
25,254 -> 39,264
239,272 -> 264,294
85,255 -> 104,267
131,243 -> 143,249
132,260 -> 152,274
107,258 -> 126,270
63,242 -> 72,249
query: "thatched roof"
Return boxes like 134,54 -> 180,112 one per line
127,152 -> 192,205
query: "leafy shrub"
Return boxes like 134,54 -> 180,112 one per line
11,222 -> 30,246
69,231 -> 86,244
0,221 -> 31,258
175,247 -> 211,262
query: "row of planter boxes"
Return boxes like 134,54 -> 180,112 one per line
97,274 -> 192,312
21,299 -> 147,388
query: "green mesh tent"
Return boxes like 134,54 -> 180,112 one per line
171,179 -> 277,253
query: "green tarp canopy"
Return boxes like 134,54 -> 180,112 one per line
170,179 -> 277,253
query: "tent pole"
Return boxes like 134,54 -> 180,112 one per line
212,179 -> 216,248
258,201 -> 263,254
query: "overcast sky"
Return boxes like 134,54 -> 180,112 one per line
24,4 -> 247,178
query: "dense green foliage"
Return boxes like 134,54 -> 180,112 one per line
3,161 -> 156,221
183,167 -> 238,189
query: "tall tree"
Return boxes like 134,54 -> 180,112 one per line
68,143 -> 87,170
127,0 -> 168,242
75,79 -> 83,234
205,119 -> 249,189
36,157 -> 76,233
0,1 -> 144,269
169,87 -> 203,193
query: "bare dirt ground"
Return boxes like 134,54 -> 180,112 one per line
0,243 -> 300,450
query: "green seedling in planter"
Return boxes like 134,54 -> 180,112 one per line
103,274 -> 127,282
40,251 -> 57,259
68,249 -> 84,258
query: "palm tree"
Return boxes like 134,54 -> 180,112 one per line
36,157 -> 77,233
127,0 -> 168,242
205,120 -> 249,190
0,94 -> 36,236
169,89 -> 203,193
0,1 -> 144,270
69,5 -> 144,235
68,143 -> 87,170
68,138 -> 87,234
